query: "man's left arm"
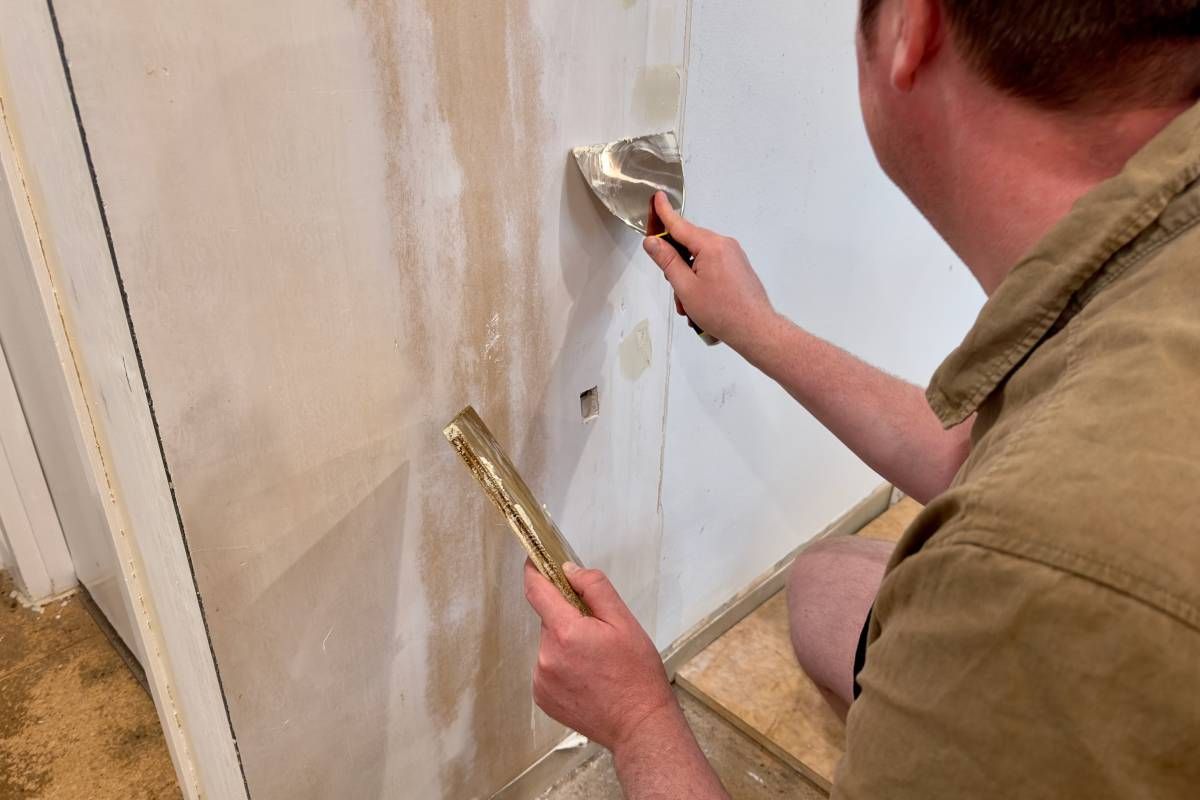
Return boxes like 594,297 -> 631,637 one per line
524,561 -> 730,800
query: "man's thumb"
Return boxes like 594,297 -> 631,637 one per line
643,237 -> 695,294
563,563 -> 630,622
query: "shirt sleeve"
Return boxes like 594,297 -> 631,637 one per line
832,541 -> 1200,799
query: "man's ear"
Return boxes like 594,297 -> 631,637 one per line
890,0 -> 942,92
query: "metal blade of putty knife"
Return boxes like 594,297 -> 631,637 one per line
571,131 -> 719,346
571,131 -> 685,236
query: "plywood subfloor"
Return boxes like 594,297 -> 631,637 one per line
674,497 -> 922,791
0,572 -> 179,799
857,496 -> 921,542
538,689 -> 825,800
676,591 -> 844,791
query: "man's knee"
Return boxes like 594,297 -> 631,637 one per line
787,537 -> 892,609
786,536 -> 892,699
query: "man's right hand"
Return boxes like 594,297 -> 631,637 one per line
642,190 -> 973,503
642,191 -> 778,353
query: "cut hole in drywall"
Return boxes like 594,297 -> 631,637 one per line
580,387 -> 600,422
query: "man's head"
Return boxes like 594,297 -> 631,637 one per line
860,1 -> 1200,109
855,0 -> 1200,288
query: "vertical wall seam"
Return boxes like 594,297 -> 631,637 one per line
652,0 -> 694,644
42,2 -> 251,797
654,0 -> 695,524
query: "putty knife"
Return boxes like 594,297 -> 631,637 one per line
572,131 -> 719,346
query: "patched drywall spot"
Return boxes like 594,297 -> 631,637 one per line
619,319 -> 653,381
633,65 -> 681,129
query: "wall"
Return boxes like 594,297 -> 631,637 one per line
50,1 -> 685,797
25,0 -> 984,796
655,0 -> 984,643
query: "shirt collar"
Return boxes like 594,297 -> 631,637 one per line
927,101 -> 1200,428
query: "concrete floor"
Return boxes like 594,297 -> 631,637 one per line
0,572 -> 180,799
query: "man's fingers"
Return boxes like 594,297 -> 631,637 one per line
524,559 -> 581,629
653,191 -> 707,251
643,236 -> 697,297
562,563 -> 632,624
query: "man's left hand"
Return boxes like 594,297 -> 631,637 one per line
523,560 -> 675,752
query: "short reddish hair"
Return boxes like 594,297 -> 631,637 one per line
860,0 -> 1200,109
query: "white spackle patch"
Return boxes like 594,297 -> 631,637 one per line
632,64 -> 682,128
484,312 -> 501,361
618,319 -> 653,381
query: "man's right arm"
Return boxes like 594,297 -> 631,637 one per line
643,192 -> 970,503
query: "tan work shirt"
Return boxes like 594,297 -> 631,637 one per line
838,101 -> 1200,798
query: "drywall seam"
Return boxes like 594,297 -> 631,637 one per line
650,0 -> 692,657
652,0 -> 691,612
677,0 -> 695,148
655,0 -> 695,519
42,1 -> 250,795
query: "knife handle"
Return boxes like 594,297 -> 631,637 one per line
661,233 -> 720,346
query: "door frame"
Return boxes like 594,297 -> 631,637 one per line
0,4 -> 247,798
0,336 -> 75,602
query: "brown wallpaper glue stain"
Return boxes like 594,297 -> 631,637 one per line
353,1 -> 554,796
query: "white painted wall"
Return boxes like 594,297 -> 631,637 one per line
655,0 -> 984,644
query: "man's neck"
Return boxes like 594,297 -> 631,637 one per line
932,96 -> 1194,296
